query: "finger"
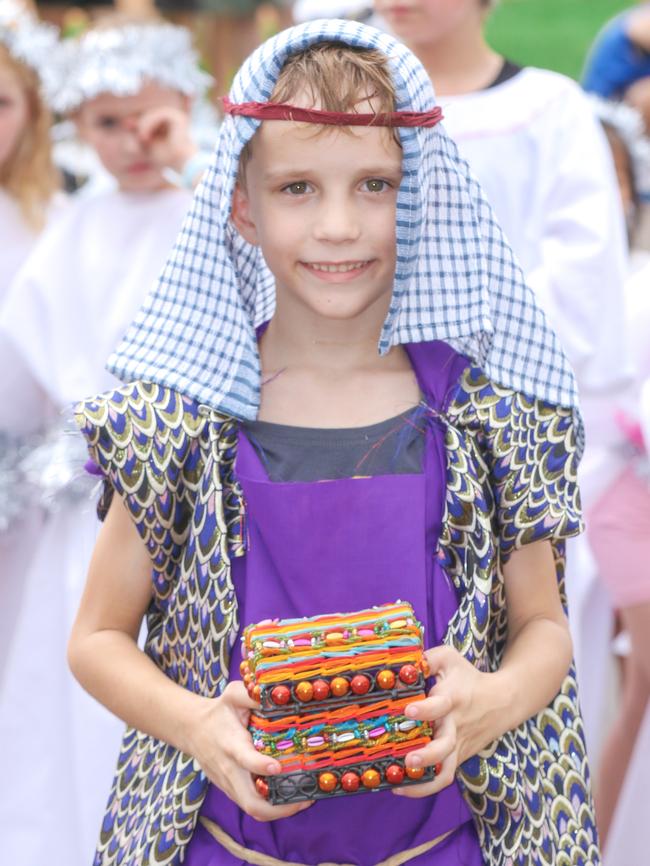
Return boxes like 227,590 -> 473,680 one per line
215,764 -> 314,820
393,752 -> 457,798
222,680 -> 260,710
244,796 -> 314,823
228,735 -> 282,778
423,644 -> 455,675
404,732 -> 455,770
404,692 -> 452,721
140,117 -> 170,145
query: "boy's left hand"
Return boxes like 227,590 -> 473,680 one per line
393,644 -> 493,798
137,107 -> 197,174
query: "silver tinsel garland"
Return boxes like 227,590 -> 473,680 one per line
0,0 -> 60,106
0,418 -> 100,532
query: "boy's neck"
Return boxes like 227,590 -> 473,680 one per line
257,313 -> 419,427
409,21 -> 503,97
260,312 -> 394,375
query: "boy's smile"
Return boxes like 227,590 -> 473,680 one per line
231,107 -> 403,330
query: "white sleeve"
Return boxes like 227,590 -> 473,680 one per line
525,81 -> 633,395
0,221 -> 70,434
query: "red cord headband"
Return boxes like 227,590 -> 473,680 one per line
222,96 -> 443,128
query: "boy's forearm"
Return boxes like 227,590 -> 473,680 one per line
68,629 -> 210,756
477,616 -> 572,746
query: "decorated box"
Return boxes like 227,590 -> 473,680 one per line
241,601 -> 437,804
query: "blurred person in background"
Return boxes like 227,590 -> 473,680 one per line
291,0 -> 381,25
0,12 -> 212,866
374,0 -> 632,780
583,2 -> 650,249
0,0 -> 63,686
585,96 -> 650,861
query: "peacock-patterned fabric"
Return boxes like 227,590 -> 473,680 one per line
75,361 -> 597,866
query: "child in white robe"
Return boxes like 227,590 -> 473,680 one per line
0,15 -> 212,866
582,97 -> 650,861
374,0 -> 632,762
0,0 -> 63,693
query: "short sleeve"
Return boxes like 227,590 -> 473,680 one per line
449,367 -> 584,560
74,381 -> 206,580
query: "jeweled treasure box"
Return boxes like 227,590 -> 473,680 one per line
241,601 -> 436,804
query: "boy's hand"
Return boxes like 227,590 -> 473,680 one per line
189,681 -> 313,821
393,645 -> 494,798
137,106 -> 197,174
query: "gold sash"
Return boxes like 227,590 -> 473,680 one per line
199,816 -> 454,866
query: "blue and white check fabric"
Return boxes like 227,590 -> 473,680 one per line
107,19 -> 580,431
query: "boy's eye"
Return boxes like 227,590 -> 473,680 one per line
282,181 -> 311,196
362,178 -> 390,193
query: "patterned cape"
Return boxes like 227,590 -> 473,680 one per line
75,360 -> 598,866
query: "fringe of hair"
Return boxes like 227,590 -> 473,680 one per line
0,45 -> 59,231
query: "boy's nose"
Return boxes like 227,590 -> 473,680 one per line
313,196 -> 362,243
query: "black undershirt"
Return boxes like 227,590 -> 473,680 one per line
488,59 -> 523,89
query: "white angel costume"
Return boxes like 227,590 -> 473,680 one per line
438,64 -> 632,762
0,2 -> 65,691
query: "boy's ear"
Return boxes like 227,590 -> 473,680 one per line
231,183 -> 259,246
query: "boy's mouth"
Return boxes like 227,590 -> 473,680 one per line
302,260 -> 373,276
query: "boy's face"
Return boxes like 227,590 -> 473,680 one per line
231,109 -> 403,329
0,61 -> 29,170
74,83 -> 189,193
374,1 -> 485,46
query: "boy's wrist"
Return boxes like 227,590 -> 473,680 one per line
180,693 -> 220,758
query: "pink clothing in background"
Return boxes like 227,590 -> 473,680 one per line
588,465 -> 650,608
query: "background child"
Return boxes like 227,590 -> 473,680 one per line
0,14 -> 212,866
374,0 -> 631,775
582,97 -> 650,860
70,20 -> 596,866
0,0 -> 61,694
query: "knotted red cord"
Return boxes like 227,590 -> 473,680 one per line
222,96 -> 443,128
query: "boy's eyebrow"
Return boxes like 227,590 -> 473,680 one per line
262,164 -> 403,182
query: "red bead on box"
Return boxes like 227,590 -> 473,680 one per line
242,601 -> 436,804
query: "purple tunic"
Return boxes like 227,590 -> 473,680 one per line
184,342 -> 484,865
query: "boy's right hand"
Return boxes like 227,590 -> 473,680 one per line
188,681 -> 313,821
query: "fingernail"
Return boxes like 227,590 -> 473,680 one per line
408,755 -> 422,768
406,705 -> 418,718
266,763 -> 280,774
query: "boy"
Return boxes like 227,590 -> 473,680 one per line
70,20 -> 597,866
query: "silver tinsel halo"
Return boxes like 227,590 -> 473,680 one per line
0,0 -> 60,104
51,22 -> 213,114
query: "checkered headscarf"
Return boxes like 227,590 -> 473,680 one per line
107,19 -> 580,428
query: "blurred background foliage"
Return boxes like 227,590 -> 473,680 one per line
486,0 -> 633,80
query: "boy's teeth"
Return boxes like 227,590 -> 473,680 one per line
309,262 -> 367,273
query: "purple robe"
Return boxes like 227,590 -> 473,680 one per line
184,342 -> 484,865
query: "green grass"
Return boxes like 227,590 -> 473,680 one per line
485,0 -> 634,80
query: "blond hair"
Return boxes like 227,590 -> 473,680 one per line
239,41 -> 398,182
0,44 -> 59,230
